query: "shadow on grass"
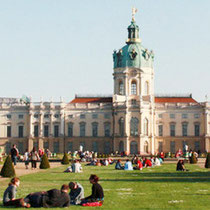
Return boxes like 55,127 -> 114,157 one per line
96,171 -> 210,183
98,177 -> 210,182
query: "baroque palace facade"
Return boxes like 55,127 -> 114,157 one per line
0,15 -> 210,155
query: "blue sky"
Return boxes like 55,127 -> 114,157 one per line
0,0 -> 209,102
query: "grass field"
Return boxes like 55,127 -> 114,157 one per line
0,163 -> 209,209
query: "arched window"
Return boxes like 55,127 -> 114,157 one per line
119,141 -> 124,152
131,81 -> 137,95
92,122 -> 98,137
119,117 -> 124,137
119,81 -> 124,95
130,141 -> 138,154
104,122 -> 111,137
144,118 -> 149,135
144,81 -> 149,95
130,117 -> 139,136
68,122 -> 73,137
80,122 -> 86,137
144,141 -> 149,153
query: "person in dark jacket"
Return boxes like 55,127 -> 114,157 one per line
176,160 -> 186,171
82,174 -> 104,204
115,159 -> 124,170
24,185 -> 70,208
10,144 -> 19,166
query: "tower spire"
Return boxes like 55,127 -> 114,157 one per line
132,7 -> 138,22
126,7 -> 141,44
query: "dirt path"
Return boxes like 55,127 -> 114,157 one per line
0,162 -> 62,182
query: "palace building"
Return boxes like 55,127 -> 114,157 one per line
0,13 -> 209,155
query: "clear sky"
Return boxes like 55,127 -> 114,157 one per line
0,0 -> 209,102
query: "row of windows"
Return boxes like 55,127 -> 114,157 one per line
68,122 -> 111,137
34,114 -> 60,119
5,114 -> 24,119
76,113 -> 111,120
158,141 -> 200,153
118,80 -> 149,95
158,123 -> 200,137
118,117 -> 149,136
6,125 -> 24,138
158,113 -> 200,119
5,125 -> 60,138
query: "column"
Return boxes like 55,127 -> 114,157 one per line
29,113 -> 33,138
39,112 -> 43,137
50,112 -> 53,137
150,109 -> 155,155
60,110 -> 64,136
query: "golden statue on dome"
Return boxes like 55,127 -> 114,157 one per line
132,7 -> 138,21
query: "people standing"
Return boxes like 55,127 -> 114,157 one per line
30,147 -> 39,169
24,149 -> 30,169
10,144 -> 19,166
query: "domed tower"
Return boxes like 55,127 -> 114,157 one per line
112,8 -> 155,155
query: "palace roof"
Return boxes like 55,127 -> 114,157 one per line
70,95 -> 197,104
154,97 -> 197,103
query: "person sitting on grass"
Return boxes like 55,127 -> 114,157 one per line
72,160 -> 83,173
64,160 -> 82,173
86,158 -> 97,166
115,159 -> 124,170
144,158 -> 152,168
154,157 -> 161,166
133,158 -> 143,170
124,159 -> 133,170
69,182 -> 84,205
176,159 -> 188,171
81,174 -> 104,205
3,177 -> 30,208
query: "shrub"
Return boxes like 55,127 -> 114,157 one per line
0,155 -> 15,177
39,154 -> 50,169
205,153 -> 210,168
190,153 -> 197,164
61,153 -> 69,165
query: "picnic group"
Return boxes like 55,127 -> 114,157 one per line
1,143 -> 198,208
3,174 -> 104,208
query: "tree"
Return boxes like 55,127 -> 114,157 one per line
0,155 -> 16,177
190,152 -> 197,164
39,154 -> 50,169
61,153 -> 69,165
205,153 -> 210,168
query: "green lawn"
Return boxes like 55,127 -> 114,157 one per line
0,163 -> 210,209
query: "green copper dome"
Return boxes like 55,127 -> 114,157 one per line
113,20 -> 154,69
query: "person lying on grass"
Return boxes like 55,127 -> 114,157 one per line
3,177 -> 30,208
81,174 -> 104,205
24,184 -> 70,208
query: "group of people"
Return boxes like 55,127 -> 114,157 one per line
10,144 -> 52,170
115,156 -> 163,170
86,157 -> 115,167
3,174 -> 104,208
